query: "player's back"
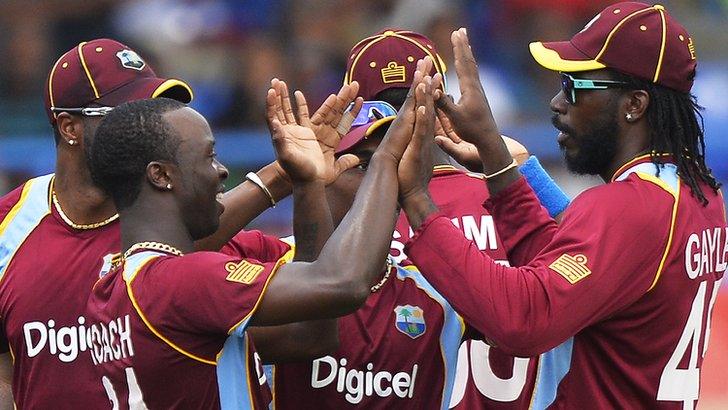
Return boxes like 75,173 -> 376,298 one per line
532,161 -> 726,409
87,249 -> 278,409
392,166 -> 537,409
0,175 -> 116,408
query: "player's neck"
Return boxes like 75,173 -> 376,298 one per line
53,152 -> 117,225
120,200 -> 196,256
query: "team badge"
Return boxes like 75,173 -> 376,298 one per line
394,305 -> 426,339
116,49 -> 146,70
549,253 -> 591,284
225,260 -> 264,284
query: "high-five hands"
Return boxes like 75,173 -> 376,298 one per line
434,28 -> 517,177
266,79 -> 362,184
436,109 -> 529,171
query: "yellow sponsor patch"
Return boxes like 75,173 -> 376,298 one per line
225,260 -> 264,284
549,254 -> 591,284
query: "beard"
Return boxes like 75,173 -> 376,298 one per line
552,111 -> 619,175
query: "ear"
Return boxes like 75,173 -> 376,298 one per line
146,161 -> 177,191
55,112 -> 84,146
623,89 -> 649,123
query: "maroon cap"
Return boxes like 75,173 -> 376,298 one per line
44,39 -> 193,123
336,116 -> 395,154
344,29 -> 447,100
529,2 -> 697,93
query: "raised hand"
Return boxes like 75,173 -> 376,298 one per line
435,108 -> 530,172
266,79 -> 360,184
435,28 -> 516,174
308,82 -> 363,184
375,57 -> 439,162
398,74 -> 436,204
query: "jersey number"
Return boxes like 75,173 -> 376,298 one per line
449,340 -> 529,407
102,367 -> 149,410
657,278 -> 722,409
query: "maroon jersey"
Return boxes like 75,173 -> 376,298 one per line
0,174 -> 118,408
405,156 -> 727,408
86,236 -> 287,409
272,260 -> 465,409
271,166 -> 536,409
392,165 -> 537,409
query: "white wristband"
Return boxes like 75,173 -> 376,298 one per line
483,158 -> 518,179
246,172 -> 276,208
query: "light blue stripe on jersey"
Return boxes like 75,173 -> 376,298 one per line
218,315 -> 254,409
396,264 -> 465,410
532,337 -> 574,409
0,174 -> 53,281
616,162 -> 679,193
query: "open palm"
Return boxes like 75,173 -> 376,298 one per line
266,79 -> 361,185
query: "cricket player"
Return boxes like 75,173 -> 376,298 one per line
401,3 -> 726,408
84,58 -> 438,408
0,39 -> 324,408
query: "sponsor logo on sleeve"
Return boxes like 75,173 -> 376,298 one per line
225,260 -> 264,284
393,305 -> 426,339
549,253 -> 591,284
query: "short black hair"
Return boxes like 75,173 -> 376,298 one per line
374,87 -> 408,110
88,98 -> 186,210
609,70 -> 720,205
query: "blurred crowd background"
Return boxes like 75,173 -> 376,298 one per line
0,1 -> 727,407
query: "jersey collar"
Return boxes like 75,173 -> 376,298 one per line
610,153 -> 674,182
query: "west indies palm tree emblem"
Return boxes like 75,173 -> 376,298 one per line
394,305 -> 426,339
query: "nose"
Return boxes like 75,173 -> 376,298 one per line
215,160 -> 229,181
550,90 -> 567,115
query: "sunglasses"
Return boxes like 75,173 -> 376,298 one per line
50,106 -> 114,117
346,100 -> 398,127
560,73 -> 630,105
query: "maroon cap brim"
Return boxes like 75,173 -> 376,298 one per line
336,116 -> 395,154
94,77 -> 193,107
529,41 -> 606,73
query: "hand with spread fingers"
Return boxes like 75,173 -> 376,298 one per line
435,28 -> 521,191
435,110 -> 530,172
266,79 -> 361,184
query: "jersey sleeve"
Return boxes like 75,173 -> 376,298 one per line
483,177 -> 559,265
405,179 -> 675,356
133,252 -> 284,336
219,230 -> 292,262
0,183 -> 26,223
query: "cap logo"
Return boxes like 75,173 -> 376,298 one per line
116,49 -> 146,71
381,61 -> 406,84
687,37 -> 696,60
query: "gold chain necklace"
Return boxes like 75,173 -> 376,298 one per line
52,192 -> 119,230
370,257 -> 394,293
123,242 -> 184,260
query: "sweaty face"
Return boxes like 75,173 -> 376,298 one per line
326,135 -> 383,228
550,70 -> 622,176
164,108 -> 229,240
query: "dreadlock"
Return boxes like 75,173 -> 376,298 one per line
611,69 -> 721,205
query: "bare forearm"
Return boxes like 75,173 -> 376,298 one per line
195,162 -> 292,251
313,153 -> 400,300
292,180 -> 333,261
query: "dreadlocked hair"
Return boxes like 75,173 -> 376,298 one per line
610,69 -> 720,205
